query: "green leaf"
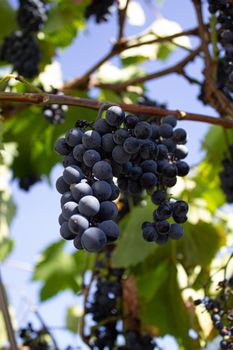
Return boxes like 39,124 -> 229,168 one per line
43,1 -> 86,48
0,239 -> 14,262
177,221 -> 226,271
0,1 -> 16,43
136,260 -> 170,302
33,240 -> 87,300
66,305 -> 83,334
139,263 -> 201,349
3,92 -> 97,179
112,202 -> 157,267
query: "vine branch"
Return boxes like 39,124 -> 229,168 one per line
0,268 -> 18,350
62,26 -> 202,92
93,46 -> 202,91
0,91 -> 233,127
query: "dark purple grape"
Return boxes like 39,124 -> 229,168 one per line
56,176 -> 70,194
68,214 -> 89,234
134,121 -> 152,139
83,149 -> 101,167
63,165 -> 84,185
105,106 -> 125,127
169,224 -> 184,239
78,195 -> 100,217
81,227 -> 107,252
65,128 -> 83,147
60,222 -> 77,240
92,181 -> 112,201
54,138 -> 71,156
82,130 -> 101,149
62,201 -> 79,220
98,220 -> 119,241
93,161 -> 113,180
70,182 -> 93,202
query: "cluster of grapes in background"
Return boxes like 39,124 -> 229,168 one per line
19,322 -> 80,350
195,276 -> 233,350
55,105 -> 189,252
219,144 -> 233,203
85,0 -> 116,23
85,257 -> 160,350
0,0 -> 48,78
42,87 -> 68,125
208,0 -> 233,96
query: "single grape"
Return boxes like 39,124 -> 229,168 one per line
112,145 -> 131,164
60,222 -> 77,240
92,180 -> 112,201
105,106 -> 125,127
176,161 -> 190,176
65,128 -> 83,147
54,137 -> 71,155
98,220 -> 119,241
70,182 -> 93,202
140,140 -> 157,160
155,220 -> 170,234
73,144 -> 86,162
158,123 -> 173,138
156,203 -> 172,220
81,227 -> 107,252
58,213 -> 66,225
60,191 -> 74,207
68,214 -> 89,234
134,121 -> 152,139
155,233 -> 169,245
78,195 -> 100,217
162,176 -> 177,187
102,133 -> 115,153
173,128 -> 187,143
169,224 -> 184,240
62,201 -> 79,220
83,149 -> 101,168
56,176 -> 70,194
73,234 -> 84,250
109,182 -> 120,200
82,130 -> 101,149
162,115 -> 177,127
142,223 -> 157,242
157,144 -> 168,159
173,200 -> 189,216
63,154 -> 77,168
140,172 -> 157,189
98,201 -> 118,220
124,114 -> 139,129
113,128 -> 129,145
163,163 -> 178,178
141,160 -> 157,173
151,190 -> 166,204
63,165 -> 84,185
123,137 -> 140,154
92,161 -> 113,180
94,118 -> 112,135
174,145 -> 188,159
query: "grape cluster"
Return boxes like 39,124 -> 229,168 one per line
85,0 -> 115,23
55,115 -> 121,253
208,0 -> 233,94
55,105 -> 189,251
43,88 -> 68,124
0,0 -> 48,78
219,144 -> 233,202
17,0 -> 48,32
19,323 -> 50,350
195,277 -> 233,350
0,31 -> 41,79
87,266 -> 124,349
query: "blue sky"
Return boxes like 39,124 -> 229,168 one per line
2,0 -> 217,348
